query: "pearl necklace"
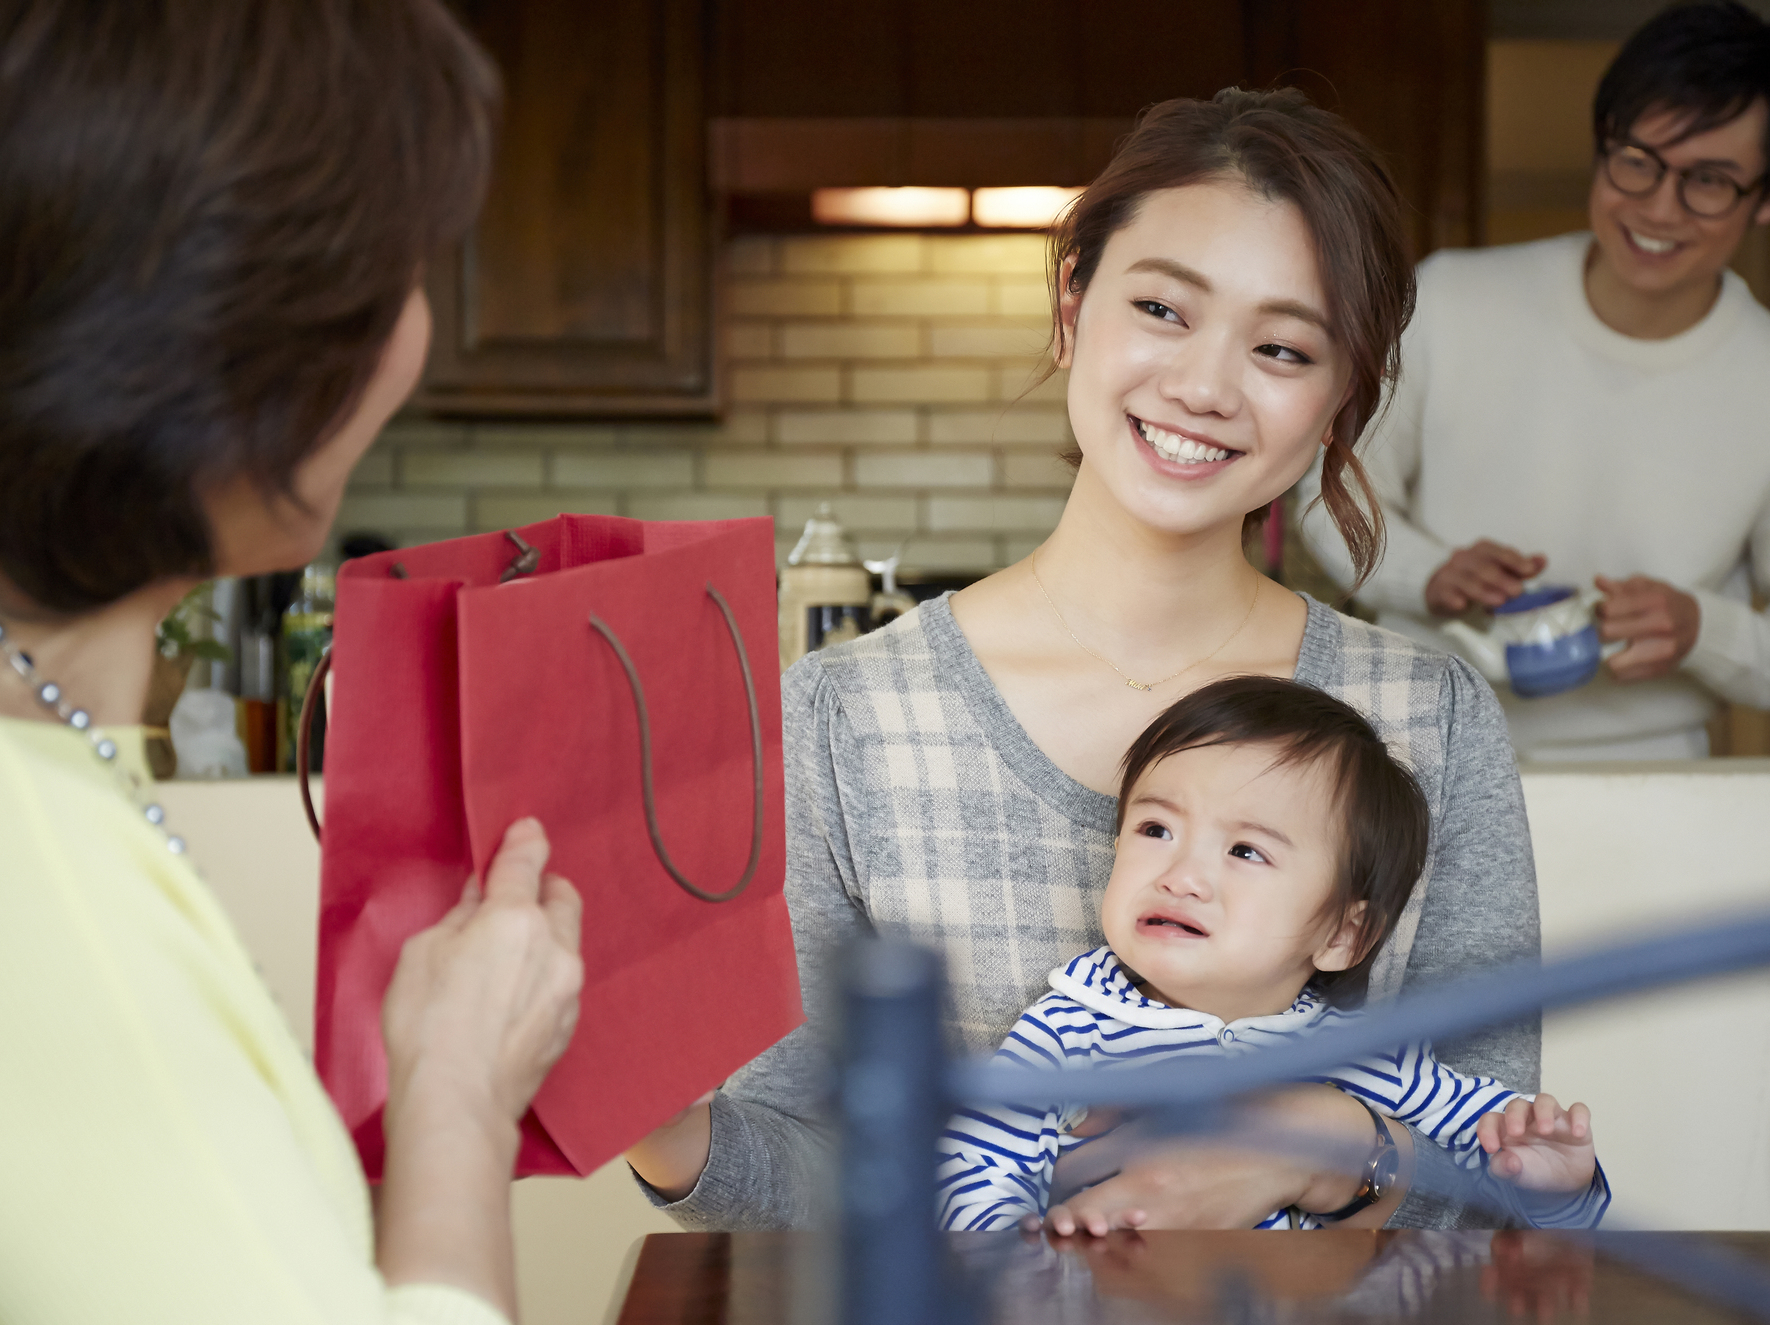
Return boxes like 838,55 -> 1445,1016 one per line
0,621 -> 186,855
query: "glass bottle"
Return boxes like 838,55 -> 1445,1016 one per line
281,561 -> 335,773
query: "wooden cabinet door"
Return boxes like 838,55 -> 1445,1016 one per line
419,0 -> 715,417
1243,0 -> 1487,258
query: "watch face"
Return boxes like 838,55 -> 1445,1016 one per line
1372,1145 -> 1401,1192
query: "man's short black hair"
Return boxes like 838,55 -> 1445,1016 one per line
1595,2 -> 1770,171
1116,676 -> 1430,1008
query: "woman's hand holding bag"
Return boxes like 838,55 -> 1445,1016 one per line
382,817 -> 585,1134
375,817 -> 584,1316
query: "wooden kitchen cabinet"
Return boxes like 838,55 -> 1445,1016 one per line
419,0 -> 716,417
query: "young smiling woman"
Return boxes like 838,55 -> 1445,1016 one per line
626,89 -> 1542,1234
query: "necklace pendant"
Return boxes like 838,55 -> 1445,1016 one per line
1126,679 -> 1151,691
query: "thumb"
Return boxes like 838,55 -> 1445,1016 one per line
540,872 -> 584,953
484,816 -> 551,905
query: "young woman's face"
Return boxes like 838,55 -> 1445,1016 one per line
205,288 -> 432,577
1060,180 -> 1351,539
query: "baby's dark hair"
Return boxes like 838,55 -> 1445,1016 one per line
1116,675 -> 1429,1007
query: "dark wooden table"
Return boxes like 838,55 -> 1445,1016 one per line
616,1229 -> 1770,1324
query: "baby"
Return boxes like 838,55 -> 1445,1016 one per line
936,676 -> 1609,1233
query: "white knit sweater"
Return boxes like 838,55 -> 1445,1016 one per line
1300,232 -> 1770,759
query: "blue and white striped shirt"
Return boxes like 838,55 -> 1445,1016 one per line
936,947 -> 1610,1232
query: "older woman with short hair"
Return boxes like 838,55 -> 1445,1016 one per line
0,4 -> 582,1322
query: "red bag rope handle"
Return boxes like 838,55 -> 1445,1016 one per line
297,648 -> 330,843
300,581 -> 764,907
587,582 -> 763,903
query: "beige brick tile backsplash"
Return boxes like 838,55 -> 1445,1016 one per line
730,365 -> 843,404
472,422 -> 619,449
702,451 -> 844,490
348,234 -> 1081,574
626,493 -> 772,523
403,449 -> 544,489
618,411 -> 770,447
729,278 -> 842,317
776,494 -> 919,534
350,448 -> 395,488
849,279 -> 990,318
927,494 -> 1066,533
779,322 -> 920,360
474,491 -> 619,531
780,234 -> 923,274
552,450 -> 695,489
927,321 -> 1048,359
1002,450 -> 1078,489
929,406 -> 1071,445
925,234 -> 1047,275
899,537 -> 999,571
1000,366 -> 1068,403
775,408 -> 918,446
337,493 -> 467,535
854,451 -> 993,489
850,365 -> 992,404
726,235 -> 776,276
725,321 -> 775,360
994,277 -> 1051,317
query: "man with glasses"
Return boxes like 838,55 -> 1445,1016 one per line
1301,0 -> 1770,761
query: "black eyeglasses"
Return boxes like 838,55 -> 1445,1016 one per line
1602,140 -> 1767,219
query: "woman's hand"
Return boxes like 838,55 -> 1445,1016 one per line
1476,1094 -> 1595,1192
382,817 -> 585,1131
376,817 -> 584,1317
1033,1085 -> 1407,1235
625,1092 -> 716,1203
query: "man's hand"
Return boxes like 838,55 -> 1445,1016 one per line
1595,575 -> 1701,681
1425,541 -> 1546,616
1475,1094 -> 1595,1193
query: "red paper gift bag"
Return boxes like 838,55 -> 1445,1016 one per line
309,514 -> 803,1178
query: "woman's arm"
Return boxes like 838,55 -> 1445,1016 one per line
0,743 -> 579,1325
376,819 -> 585,1316
625,657 -> 871,1231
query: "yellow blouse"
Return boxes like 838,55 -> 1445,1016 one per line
0,718 -> 506,1325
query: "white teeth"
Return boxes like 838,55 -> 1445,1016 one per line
1137,419 -> 1233,464
1627,227 -> 1676,254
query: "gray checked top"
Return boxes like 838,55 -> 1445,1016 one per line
643,592 -> 1542,1231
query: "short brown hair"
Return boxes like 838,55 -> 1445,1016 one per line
0,0 -> 498,615
1048,88 -> 1415,590
1116,675 -> 1429,1007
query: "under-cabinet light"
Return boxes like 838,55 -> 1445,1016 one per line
971,186 -> 1085,228
810,187 -> 970,228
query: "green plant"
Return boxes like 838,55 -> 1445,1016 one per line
157,586 -> 232,663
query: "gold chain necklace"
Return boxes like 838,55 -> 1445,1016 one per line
1028,553 -> 1261,692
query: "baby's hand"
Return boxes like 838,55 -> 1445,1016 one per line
1022,1200 -> 1147,1239
1476,1094 -> 1595,1192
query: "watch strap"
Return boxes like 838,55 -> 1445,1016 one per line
1319,1099 -> 1398,1221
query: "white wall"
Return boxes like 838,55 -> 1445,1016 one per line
156,760 -> 1770,1320
1526,761 -> 1770,1230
